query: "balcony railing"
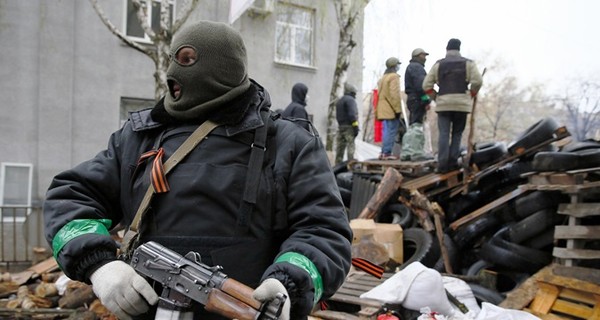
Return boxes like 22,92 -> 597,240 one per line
0,206 -> 48,269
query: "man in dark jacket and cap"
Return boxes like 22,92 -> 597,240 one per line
405,48 -> 430,125
401,48 -> 432,161
335,83 -> 359,164
43,20 -> 352,320
282,82 -> 310,130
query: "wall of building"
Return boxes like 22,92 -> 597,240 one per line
0,0 -> 364,202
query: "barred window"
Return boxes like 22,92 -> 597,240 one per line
125,0 -> 174,43
275,3 -> 314,67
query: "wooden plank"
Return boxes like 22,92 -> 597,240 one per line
530,282 -> 560,314
358,168 -> 403,219
560,288 -> 597,306
538,272 -> 600,295
553,265 -> 600,286
521,180 -> 600,193
336,287 -> 371,297
553,247 -> 600,260
400,170 -> 461,192
558,203 -> 600,218
554,225 -> 600,240
591,301 -> 600,320
552,298 -> 593,319
500,265 -> 554,310
328,293 -> 382,308
566,167 -> 600,175
449,187 -> 526,230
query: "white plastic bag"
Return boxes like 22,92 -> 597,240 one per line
475,302 -> 541,320
360,262 -> 455,315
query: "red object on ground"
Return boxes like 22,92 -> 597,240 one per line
373,89 -> 382,143
377,312 -> 400,320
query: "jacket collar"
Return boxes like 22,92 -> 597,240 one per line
445,50 -> 462,58
141,79 -> 269,136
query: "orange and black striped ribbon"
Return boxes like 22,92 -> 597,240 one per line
137,148 -> 170,193
351,257 -> 384,279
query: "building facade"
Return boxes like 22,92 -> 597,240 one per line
0,0 -> 364,212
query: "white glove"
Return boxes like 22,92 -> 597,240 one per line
253,278 -> 291,320
90,260 -> 159,320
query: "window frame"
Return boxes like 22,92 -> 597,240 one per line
274,2 -> 315,68
0,163 -> 33,222
123,0 -> 176,44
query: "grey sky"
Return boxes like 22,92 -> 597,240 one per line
363,0 -> 600,93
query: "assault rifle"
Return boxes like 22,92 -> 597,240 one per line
130,241 -> 285,320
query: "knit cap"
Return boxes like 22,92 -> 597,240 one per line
446,38 -> 461,51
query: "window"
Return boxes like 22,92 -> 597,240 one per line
0,163 -> 32,222
120,97 -> 155,127
275,3 -> 315,67
125,0 -> 174,43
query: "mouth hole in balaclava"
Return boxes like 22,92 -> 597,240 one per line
168,79 -> 182,100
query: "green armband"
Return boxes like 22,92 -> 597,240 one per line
275,252 -> 324,304
52,219 -> 112,261
420,94 -> 430,102
351,121 -> 359,127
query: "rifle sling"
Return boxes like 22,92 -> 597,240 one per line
122,120 -> 220,255
236,110 -> 270,234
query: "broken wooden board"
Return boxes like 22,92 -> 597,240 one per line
10,257 -> 59,286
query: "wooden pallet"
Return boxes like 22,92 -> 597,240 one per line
311,272 -> 393,320
399,169 -> 463,197
521,167 -> 600,193
501,264 -> 600,320
521,168 -> 600,267
526,269 -> 600,319
348,159 -> 436,177
553,202 -> 600,267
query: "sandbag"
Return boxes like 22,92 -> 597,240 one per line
401,123 -> 426,160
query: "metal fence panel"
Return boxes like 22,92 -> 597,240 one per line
0,206 -> 47,268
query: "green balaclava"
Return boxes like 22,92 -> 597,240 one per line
164,20 -> 251,120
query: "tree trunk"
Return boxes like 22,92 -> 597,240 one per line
326,0 -> 368,151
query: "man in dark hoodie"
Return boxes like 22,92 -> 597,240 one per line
335,83 -> 359,164
43,21 -> 352,320
282,82 -> 310,130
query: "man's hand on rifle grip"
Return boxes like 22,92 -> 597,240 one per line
90,260 -> 159,320
253,278 -> 291,320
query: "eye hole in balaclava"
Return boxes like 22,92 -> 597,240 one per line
174,45 -> 198,66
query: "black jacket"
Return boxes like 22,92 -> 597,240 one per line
43,81 -> 352,319
335,92 -> 358,126
404,58 -> 427,97
282,83 -> 310,130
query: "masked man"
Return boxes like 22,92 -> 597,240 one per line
44,21 -> 352,320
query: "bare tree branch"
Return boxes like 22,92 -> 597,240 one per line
326,0 -> 368,151
172,0 -> 199,33
91,0 -> 199,100
89,0 -> 153,57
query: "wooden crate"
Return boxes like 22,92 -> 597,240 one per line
554,202 -> 600,267
526,270 -> 600,319
501,265 -> 600,320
